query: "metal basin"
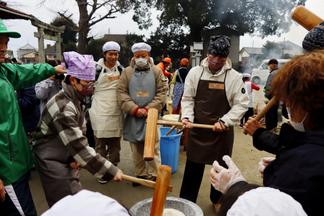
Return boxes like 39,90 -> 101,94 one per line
129,196 -> 203,216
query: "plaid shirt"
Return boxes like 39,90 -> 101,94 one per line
34,83 -> 118,178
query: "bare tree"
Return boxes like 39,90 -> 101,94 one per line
76,0 -> 133,53
40,0 -> 133,53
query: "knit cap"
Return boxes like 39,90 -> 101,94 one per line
302,22 -> 324,51
208,35 -> 231,57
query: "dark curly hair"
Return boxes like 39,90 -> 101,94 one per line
272,50 -> 324,129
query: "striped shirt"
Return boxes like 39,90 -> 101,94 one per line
34,83 -> 118,179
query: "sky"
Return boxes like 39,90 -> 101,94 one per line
3,0 -> 324,56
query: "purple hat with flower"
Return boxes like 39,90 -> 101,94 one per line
63,51 -> 96,81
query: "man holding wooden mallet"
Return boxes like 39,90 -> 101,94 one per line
118,42 -> 168,185
179,35 -> 249,208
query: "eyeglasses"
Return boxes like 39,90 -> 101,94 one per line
77,79 -> 95,89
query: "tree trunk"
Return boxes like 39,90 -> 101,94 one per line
189,25 -> 203,42
76,0 -> 90,53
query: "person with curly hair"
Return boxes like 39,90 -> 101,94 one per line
243,51 -> 324,216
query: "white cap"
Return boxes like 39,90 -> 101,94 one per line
227,187 -> 307,216
102,41 -> 120,52
242,73 -> 251,78
131,42 -> 151,53
42,190 -> 129,216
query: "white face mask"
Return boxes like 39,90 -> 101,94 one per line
287,107 -> 307,132
135,58 -> 148,68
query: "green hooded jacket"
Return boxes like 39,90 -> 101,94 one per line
0,63 -> 55,185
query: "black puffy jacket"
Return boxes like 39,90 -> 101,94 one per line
253,124 -> 324,216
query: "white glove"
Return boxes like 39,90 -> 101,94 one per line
210,155 -> 246,194
258,157 -> 275,177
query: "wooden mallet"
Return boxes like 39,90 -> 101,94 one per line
150,165 -> 172,216
144,108 -> 215,161
291,5 -> 323,31
121,174 -> 172,192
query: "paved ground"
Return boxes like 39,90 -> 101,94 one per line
30,126 -> 273,216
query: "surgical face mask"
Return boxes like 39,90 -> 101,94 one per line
286,107 -> 307,132
135,58 -> 148,68
208,55 -> 226,73
78,81 -> 95,96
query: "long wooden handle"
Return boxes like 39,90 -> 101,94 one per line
165,125 -> 176,136
150,165 -> 172,216
157,119 -> 215,129
255,97 -> 279,121
122,174 -> 172,192
291,5 -> 323,31
144,108 -> 159,161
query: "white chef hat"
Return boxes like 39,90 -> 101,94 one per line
42,190 -> 129,216
242,73 -> 251,78
102,41 -> 120,52
131,42 -> 151,53
227,187 -> 307,216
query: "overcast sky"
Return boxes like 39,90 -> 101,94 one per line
3,0 -> 324,56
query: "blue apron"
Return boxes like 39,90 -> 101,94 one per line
172,70 -> 184,110
123,69 -> 156,144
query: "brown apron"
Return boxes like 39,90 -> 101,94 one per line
187,69 -> 234,165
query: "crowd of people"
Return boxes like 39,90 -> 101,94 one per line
1,15 -> 324,216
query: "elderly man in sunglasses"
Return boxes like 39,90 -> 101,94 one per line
33,51 -> 123,207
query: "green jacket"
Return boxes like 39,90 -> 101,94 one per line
0,63 -> 55,185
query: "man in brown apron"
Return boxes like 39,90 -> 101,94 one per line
179,35 -> 249,207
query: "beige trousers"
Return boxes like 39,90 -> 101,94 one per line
130,140 -> 161,177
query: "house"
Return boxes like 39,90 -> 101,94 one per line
276,40 -> 304,58
45,44 -> 57,60
20,51 -> 38,64
17,43 -> 37,62
239,47 -> 263,64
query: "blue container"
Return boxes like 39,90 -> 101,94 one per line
160,127 -> 182,174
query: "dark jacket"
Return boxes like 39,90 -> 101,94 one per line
17,86 -> 40,133
175,67 -> 189,83
253,123 -> 324,216
264,68 -> 278,100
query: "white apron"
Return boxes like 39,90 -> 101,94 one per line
89,64 -> 123,138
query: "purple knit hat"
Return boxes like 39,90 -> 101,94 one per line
63,51 -> 96,81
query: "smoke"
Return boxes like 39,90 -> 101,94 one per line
205,0 -> 305,36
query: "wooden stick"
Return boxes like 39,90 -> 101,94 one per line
157,119 -> 215,129
255,97 -> 279,121
291,5 -> 323,31
150,165 -> 172,216
165,125 -> 176,136
122,174 -> 172,192
144,108 -> 159,161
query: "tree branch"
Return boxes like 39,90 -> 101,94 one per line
87,0 -> 97,21
89,3 -> 121,27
